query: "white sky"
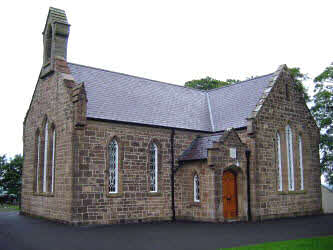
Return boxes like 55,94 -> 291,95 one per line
0,0 -> 332,158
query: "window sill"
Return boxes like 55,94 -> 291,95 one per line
147,192 -> 162,197
106,192 -> 123,198
277,190 -> 306,195
33,192 -> 55,197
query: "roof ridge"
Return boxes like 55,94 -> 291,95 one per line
68,62 -> 207,94
68,62 -> 273,95
206,73 -> 274,93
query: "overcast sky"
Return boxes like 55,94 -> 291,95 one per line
1,0 -> 332,158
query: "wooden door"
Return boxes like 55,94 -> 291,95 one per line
222,170 -> 237,219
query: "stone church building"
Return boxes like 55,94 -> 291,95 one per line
21,7 -> 322,224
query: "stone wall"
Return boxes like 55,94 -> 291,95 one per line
175,160 -> 216,221
175,131 -> 248,222
71,119 -> 206,224
250,68 -> 321,220
21,61 -> 75,222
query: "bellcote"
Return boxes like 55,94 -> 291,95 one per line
41,7 -> 70,78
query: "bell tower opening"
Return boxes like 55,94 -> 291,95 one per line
43,25 -> 53,65
41,7 -> 70,78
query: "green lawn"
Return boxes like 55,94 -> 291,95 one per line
0,204 -> 19,212
222,236 -> 333,250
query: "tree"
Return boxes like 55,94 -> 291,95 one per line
184,68 -> 308,97
312,63 -> 333,185
288,67 -> 310,102
184,76 -> 240,90
0,154 -> 23,198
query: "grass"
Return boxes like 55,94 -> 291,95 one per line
0,204 -> 19,212
222,236 -> 333,250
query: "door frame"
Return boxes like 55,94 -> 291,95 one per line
222,169 -> 238,219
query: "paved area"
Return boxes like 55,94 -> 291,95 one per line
0,212 -> 332,250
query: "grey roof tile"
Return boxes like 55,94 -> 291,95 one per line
178,134 -> 224,161
68,63 -> 274,132
68,63 -> 212,131
207,74 -> 274,131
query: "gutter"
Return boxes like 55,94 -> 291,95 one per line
87,117 -> 213,134
171,129 -> 176,221
245,149 -> 252,221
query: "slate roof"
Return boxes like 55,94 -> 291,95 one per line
68,63 -> 274,132
208,74 -> 274,131
178,134 -> 224,161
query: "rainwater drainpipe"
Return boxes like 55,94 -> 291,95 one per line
171,129 -> 176,221
245,149 -> 252,221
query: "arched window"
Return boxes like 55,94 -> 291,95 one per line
109,140 -> 118,193
194,174 -> 200,202
276,132 -> 283,191
149,143 -> 158,192
36,131 -> 40,192
299,135 -> 304,190
43,120 -> 48,193
285,125 -> 294,191
51,127 -> 56,193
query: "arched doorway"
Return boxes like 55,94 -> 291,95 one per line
222,170 -> 238,219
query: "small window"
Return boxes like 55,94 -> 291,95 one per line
43,120 -> 48,193
285,83 -> 289,100
276,132 -> 283,191
51,127 -> 56,193
149,143 -> 158,192
109,140 -> 118,193
299,135 -> 304,190
286,125 -> 294,191
194,174 -> 200,202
